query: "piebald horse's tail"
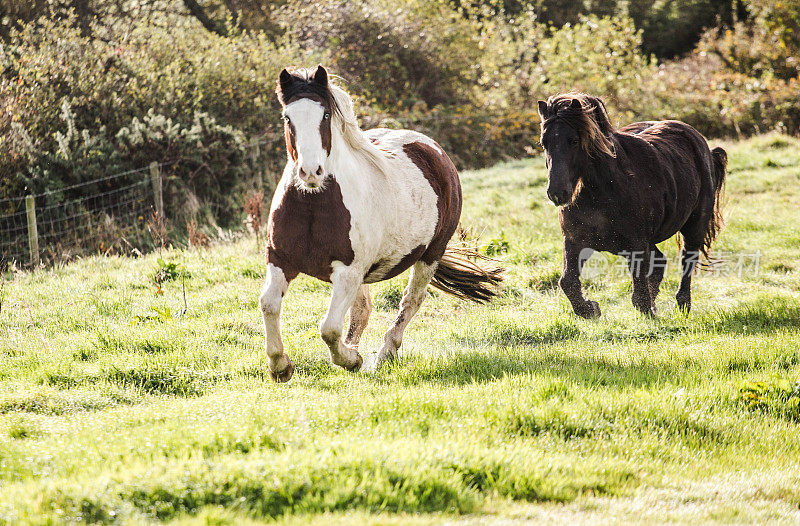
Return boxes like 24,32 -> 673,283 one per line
430,247 -> 504,303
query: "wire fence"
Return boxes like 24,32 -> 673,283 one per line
0,135 -> 283,269
0,165 -> 156,268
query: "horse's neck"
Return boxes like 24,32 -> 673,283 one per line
578,156 -> 619,203
327,132 -> 382,189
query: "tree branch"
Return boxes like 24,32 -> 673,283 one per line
182,0 -> 227,36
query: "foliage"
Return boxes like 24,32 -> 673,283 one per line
153,258 -> 190,285
482,232 -> 510,256
740,380 -> 800,421
279,0 -> 479,108
1,0 -> 800,258
699,0 -> 800,81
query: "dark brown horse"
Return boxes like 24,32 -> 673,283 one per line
537,93 -> 727,317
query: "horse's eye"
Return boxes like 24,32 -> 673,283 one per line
568,137 -> 579,146
323,112 -> 330,121
283,116 -> 291,123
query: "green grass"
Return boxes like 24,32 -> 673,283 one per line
1,134 -> 800,524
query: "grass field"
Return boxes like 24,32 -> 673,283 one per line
1,134 -> 799,524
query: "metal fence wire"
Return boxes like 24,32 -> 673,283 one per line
0,165 -> 154,267
0,137 -> 278,268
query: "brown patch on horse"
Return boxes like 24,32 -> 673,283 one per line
267,178 -> 354,282
365,244 -> 426,283
402,141 -> 462,265
319,111 -> 331,155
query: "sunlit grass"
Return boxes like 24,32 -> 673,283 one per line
0,134 -> 799,523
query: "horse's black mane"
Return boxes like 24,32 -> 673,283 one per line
280,70 -> 329,102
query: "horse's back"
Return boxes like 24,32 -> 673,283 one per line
615,120 -> 716,243
619,120 -> 713,165
361,128 -> 463,280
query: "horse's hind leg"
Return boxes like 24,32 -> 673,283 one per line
321,264 -> 364,371
677,221 -> 706,314
626,244 -> 656,317
677,245 -> 700,313
260,264 -> 296,382
374,261 -> 437,369
345,284 -> 371,348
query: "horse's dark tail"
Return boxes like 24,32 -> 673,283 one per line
702,146 -> 727,256
430,247 -> 504,303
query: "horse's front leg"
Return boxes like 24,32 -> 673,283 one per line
374,261 -> 437,369
626,244 -> 656,317
560,240 -> 601,319
260,263 -> 296,382
321,264 -> 364,372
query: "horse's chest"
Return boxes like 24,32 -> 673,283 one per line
266,180 -> 355,282
560,209 -> 625,251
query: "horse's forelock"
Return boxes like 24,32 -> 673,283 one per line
543,94 -> 616,159
277,68 -> 337,110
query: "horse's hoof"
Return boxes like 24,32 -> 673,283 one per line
344,353 -> 363,373
676,296 -> 691,314
269,358 -> 295,383
634,306 -> 657,318
577,300 -> 601,319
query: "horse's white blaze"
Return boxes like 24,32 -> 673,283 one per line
284,98 -> 327,186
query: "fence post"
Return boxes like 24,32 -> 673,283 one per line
149,162 -> 164,219
25,195 -> 40,267
250,137 -> 262,190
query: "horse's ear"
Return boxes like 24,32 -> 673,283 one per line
570,98 -> 582,110
537,100 -> 548,118
278,69 -> 293,104
312,65 -> 328,87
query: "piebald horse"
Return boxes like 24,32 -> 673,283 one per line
260,66 -> 502,382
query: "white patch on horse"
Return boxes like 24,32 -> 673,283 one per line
324,101 -> 439,283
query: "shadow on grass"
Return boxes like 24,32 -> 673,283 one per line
42,367 -> 231,397
698,296 -> 800,335
387,349 -> 697,388
452,318 -> 581,349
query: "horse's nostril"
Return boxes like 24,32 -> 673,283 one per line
316,167 -> 323,176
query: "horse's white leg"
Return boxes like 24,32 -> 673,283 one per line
375,261 -> 437,368
345,284 -> 371,348
321,264 -> 364,371
260,263 -> 294,382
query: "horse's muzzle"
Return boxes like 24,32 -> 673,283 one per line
297,165 -> 326,189
547,188 -> 571,206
